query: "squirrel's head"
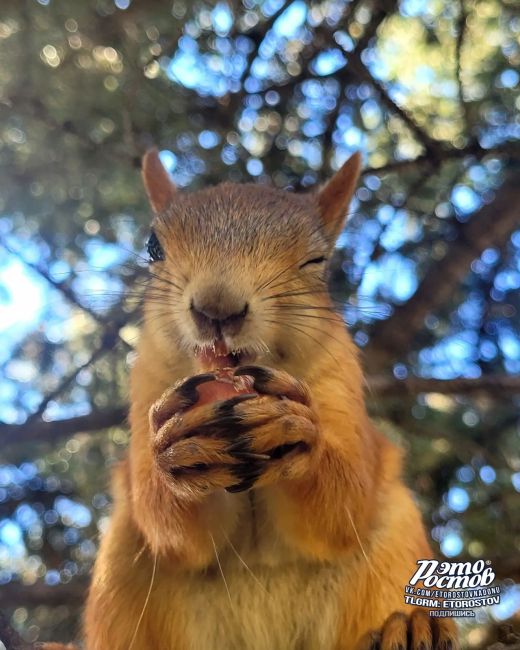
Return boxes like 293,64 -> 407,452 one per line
140,149 -> 361,375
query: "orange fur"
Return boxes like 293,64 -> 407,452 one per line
76,152 -> 459,649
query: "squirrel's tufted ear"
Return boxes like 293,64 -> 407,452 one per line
142,148 -> 176,214
318,152 -> 361,241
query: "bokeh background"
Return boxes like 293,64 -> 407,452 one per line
0,0 -> 519,647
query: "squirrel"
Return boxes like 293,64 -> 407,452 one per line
47,149 -> 459,650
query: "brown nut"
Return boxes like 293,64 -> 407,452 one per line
187,368 -> 256,410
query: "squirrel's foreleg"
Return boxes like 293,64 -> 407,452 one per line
128,376 -> 245,567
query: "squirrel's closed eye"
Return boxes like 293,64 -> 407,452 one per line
147,231 -> 165,263
300,256 -> 327,269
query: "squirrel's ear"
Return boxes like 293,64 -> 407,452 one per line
318,152 -> 361,240
142,148 -> 176,214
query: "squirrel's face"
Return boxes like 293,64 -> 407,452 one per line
140,150 -> 361,374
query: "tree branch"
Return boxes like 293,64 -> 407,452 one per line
368,170 -> 437,263
366,172 -> 520,368
367,374 -> 520,398
455,0 -> 471,133
347,0 -> 399,53
0,579 -> 88,608
348,52 -> 443,156
0,610 -> 32,650
0,244 -> 138,423
254,0 -> 398,106
362,140 -> 520,176
0,238 -> 97,323
238,1 -> 290,85
29,347 -> 108,421
2,372 -> 520,449
0,237 -> 133,354
27,315 -> 129,421
0,406 -> 127,448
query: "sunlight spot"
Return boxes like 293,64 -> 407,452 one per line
447,487 -> 470,513
441,532 -> 463,557
273,1 -> 307,38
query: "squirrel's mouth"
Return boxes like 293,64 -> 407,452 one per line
195,339 -> 254,372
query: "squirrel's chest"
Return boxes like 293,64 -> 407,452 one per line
181,561 -> 344,650
181,493 -> 344,650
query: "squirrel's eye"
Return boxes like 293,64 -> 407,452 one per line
300,256 -> 327,269
147,231 -> 164,263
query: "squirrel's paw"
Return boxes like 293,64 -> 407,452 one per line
356,610 -> 459,650
149,373 -> 259,493
225,364 -> 320,492
149,367 -> 320,494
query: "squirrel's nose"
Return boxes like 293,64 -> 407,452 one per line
190,286 -> 248,338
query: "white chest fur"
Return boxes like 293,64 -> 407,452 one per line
182,560 -> 343,650
180,491 -> 345,650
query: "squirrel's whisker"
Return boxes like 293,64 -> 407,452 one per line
261,288 -> 329,302
264,318 -> 340,369
256,244 -> 320,294
128,550 -> 158,650
267,310 -> 342,325
219,527 -> 270,598
210,533 -> 233,611
256,222 -> 329,294
283,316 -> 348,348
345,506 -> 377,578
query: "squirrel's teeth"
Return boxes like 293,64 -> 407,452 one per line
195,342 -> 237,372
193,341 -> 254,372
229,351 -> 241,366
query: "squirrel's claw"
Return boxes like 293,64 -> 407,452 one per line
356,610 -> 459,650
150,368 -> 321,495
150,372 -> 216,434
234,364 -> 312,406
